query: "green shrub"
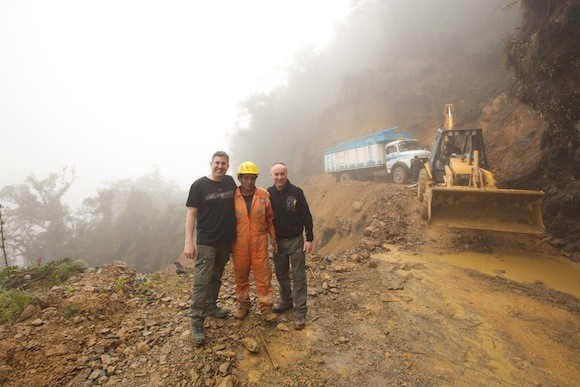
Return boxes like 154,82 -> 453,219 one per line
0,258 -> 85,290
0,289 -> 32,323
37,257 -> 85,285
0,265 -> 21,290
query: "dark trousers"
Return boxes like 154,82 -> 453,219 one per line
190,244 -> 230,323
273,235 -> 307,318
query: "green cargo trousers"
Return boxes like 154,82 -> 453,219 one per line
190,244 -> 230,323
273,235 -> 308,319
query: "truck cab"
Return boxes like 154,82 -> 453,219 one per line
385,139 -> 431,184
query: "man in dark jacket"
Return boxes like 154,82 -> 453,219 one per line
267,163 -> 313,330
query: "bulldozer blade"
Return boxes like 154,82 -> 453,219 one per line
428,187 -> 546,234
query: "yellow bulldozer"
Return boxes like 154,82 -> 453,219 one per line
417,104 -> 545,234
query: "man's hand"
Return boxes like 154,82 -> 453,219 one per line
303,241 -> 312,254
269,239 -> 278,254
184,242 -> 196,260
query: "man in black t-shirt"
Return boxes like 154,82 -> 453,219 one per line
184,151 -> 236,346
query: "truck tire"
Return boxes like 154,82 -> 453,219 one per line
392,165 -> 408,184
417,169 -> 427,202
339,172 -> 352,182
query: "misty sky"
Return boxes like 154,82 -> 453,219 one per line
0,0 -> 348,206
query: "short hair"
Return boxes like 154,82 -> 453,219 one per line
270,162 -> 287,172
212,151 -> 229,162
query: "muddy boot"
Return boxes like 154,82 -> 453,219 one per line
262,308 -> 278,323
273,302 -> 293,314
190,319 -> 206,346
206,305 -> 228,318
233,307 -> 250,320
294,317 -> 305,330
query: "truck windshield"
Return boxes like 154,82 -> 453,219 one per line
399,140 -> 419,151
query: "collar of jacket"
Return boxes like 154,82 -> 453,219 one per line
276,179 -> 292,193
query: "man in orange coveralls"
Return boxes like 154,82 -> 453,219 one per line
231,161 -> 279,322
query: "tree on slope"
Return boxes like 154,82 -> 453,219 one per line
0,169 -> 75,265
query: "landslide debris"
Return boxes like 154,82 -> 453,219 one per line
0,179 -> 576,386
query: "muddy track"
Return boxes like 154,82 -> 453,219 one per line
0,178 -> 578,386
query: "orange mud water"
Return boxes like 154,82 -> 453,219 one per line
373,246 -> 579,385
377,245 -> 580,298
430,248 -> 580,298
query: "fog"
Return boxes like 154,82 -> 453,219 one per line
228,0 -> 520,181
0,0 -> 521,270
0,0 -> 349,207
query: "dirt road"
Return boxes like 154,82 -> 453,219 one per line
229,238 -> 579,386
0,179 -> 578,386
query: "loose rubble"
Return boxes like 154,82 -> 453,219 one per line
0,180 -> 577,386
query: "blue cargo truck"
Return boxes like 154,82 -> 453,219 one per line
324,126 -> 430,183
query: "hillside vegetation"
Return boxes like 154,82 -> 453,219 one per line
504,0 -> 579,250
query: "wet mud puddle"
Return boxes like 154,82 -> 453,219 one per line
376,246 -> 580,298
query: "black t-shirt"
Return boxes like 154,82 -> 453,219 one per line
242,192 -> 254,215
186,175 -> 237,246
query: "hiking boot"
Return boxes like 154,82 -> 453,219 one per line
294,317 -> 306,330
263,311 -> 278,323
190,320 -> 206,346
191,330 -> 206,346
233,307 -> 249,320
272,303 -> 293,314
206,306 -> 228,318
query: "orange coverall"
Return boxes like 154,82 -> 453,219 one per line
232,187 -> 277,314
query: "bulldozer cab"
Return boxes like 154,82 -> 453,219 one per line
428,128 -> 488,184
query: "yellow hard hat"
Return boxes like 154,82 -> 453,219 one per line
237,161 -> 259,175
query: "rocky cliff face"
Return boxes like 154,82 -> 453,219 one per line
504,0 -> 579,252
